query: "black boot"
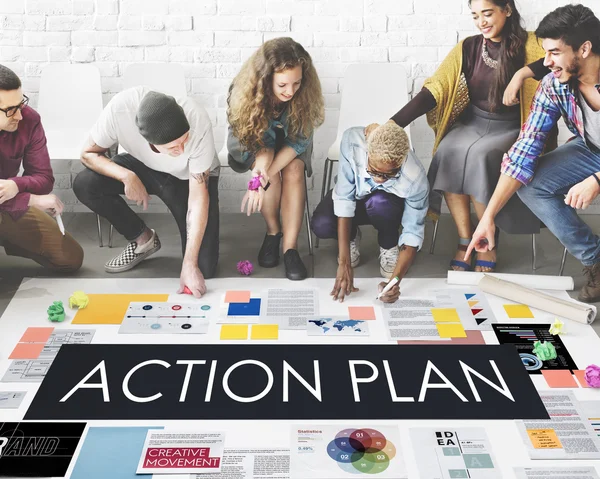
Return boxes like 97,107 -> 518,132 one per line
258,232 -> 283,268
283,249 -> 307,281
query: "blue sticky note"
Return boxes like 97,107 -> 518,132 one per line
228,298 -> 261,316
70,426 -> 163,479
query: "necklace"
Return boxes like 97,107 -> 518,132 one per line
482,40 -> 498,69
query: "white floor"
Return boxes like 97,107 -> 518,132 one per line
1,277 -> 600,478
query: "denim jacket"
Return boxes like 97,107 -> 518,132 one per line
333,127 -> 430,250
227,106 -> 312,173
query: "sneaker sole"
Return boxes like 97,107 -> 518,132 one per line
104,243 -> 161,273
380,267 -> 394,280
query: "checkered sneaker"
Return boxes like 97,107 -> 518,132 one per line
104,230 -> 161,273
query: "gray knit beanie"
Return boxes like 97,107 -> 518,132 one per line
135,91 -> 190,145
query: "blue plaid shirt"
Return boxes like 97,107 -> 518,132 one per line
502,73 -> 600,184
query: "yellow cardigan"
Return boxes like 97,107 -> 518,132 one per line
423,32 -> 552,154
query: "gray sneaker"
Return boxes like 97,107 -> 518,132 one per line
104,229 -> 161,273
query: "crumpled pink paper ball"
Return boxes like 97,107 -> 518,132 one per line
237,260 -> 253,276
247,176 -> 262,191
584,364 -> 600,388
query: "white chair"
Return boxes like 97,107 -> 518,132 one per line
318,63 -> 412,247
98,63 -> 188,247
219,136 -> 314,257
38,64 -> 105,245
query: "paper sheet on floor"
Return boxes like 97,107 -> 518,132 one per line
0,391 -> 26,408
382,297 -> 444,340
410,427 -> 502,479
410,427 -> 501,478
517,391 -> 600,459
2,329 -> 95,382
428,288 -> 497,330
260,288 -> 319,330
514,467 -> 600,479
137,431 -> 225,474
291,425 -> 406,478
155,448 -> 290,479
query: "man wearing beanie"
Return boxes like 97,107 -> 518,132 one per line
74,86 -> 220,297
311,123 -> 429,304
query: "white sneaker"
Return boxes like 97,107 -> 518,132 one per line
379,245 -> 399,279
338,227 -> 361,268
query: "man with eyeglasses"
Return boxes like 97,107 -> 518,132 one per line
0,64 -> 83,272
311,122 -> 429,303
73,87 -> 220,297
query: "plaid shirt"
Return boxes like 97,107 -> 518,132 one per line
501,73 -> 600,184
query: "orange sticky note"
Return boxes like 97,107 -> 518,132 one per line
72,294 -> 169,324
220,324 -> 248,340
224,291 -> 251,303
527,429 -> 562,449
19,327 -> 54,343
574,370 -> 590,388
9,342 -> 46,359
348,306 -> 376,321
542,369 -> 578,388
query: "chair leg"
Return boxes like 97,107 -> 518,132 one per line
316,158 -> 332,249
429,219 -> 439,254
109,224 -> 114,248
96,214 -> 103,247
305,171 -> 313,256
532,234 -> 537,271
559,246 -> 568,276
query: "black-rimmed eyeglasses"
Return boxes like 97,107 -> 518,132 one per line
0,94 -> 29,118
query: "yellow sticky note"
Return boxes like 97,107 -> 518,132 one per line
72,294 -> 169,324
436,323 -> 467,338
527,429 -> 562,449
251,324 -> 279,340
220,324 -> 248,340
431,308 -> 460,323
504,304 -> 534,319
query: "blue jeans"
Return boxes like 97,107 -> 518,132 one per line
517,137 -> 600,266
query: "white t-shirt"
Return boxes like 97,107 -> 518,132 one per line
90,86 -> 219,180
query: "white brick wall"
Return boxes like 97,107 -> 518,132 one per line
1,0 -> 599,213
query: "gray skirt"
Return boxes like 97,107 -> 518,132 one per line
227,126 -> 314,177
428,104 -> 540,234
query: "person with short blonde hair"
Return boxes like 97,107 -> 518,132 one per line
311,124 -> 429,303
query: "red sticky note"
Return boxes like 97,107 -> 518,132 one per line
9,342 -> 46,359
542,370 -> 578,388
574,370 -> 590,388
225,291 -> 251,303
19,327 -> 54,343
348,306 -> 376,321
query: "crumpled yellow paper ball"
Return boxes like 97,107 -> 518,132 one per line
69,291 -> 89,309
549,318 -> 564,335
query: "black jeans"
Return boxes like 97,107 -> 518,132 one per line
73,154 -> 219,278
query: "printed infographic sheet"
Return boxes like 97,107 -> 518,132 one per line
410,428 -> 501,479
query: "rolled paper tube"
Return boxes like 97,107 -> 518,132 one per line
478,274 -> 596,324
447,271 -> 574,291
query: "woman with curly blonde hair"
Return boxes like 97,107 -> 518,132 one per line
227,37 -> 324,280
